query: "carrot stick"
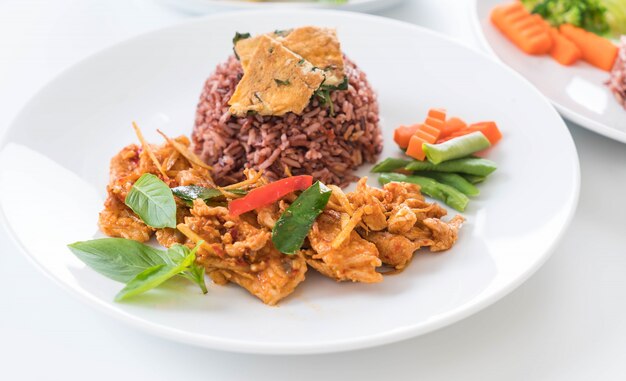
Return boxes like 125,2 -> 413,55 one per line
440,117 -> 467,138
427,108 -> 446,121
415,129 -> 437,144
559,24 -> 618,71
394,124 -> 420,149
406,135 -> 427,161
490,2 -> 552,55
548,28 -> 582,66
441,122 -> 502,145
419,124 -> 441,141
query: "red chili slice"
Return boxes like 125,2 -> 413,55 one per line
228,175 -> 313,217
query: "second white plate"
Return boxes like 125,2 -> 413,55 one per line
473,0 -> 626,143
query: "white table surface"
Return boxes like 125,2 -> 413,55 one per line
1,0 -> 625,379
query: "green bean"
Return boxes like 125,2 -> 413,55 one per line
417,171 -> 479,196
405,157 -> 497,176
461,174 -> 487,184
271,181 -> 332,255
378,173 -> 469,212
371,157 -> 412,173
423,132 -> 491,164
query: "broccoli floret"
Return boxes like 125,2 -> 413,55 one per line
529,0 -> 609,35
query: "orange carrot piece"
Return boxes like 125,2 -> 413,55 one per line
406,135 -> 427,161
548,28 -> 582,66
419,124 -> 441,141
415,129 -> 437,144
394,124 -> 420,149
445,122 -> 502,145
440,117 -> 467,138
490,2 -> 552,55
424,117 -> 445,131
559,24 -> 618,71
427,108 -> 446,121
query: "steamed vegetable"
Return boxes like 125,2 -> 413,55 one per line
402,108 -> 446,160
372,158 -> 412,173
547,27 -> 583,65
379,173 -> 469,212
559,23 -> 618,71
491,2 -> 553,55
603,0 -> 626,37
423,132 -> 491,165
522,0 -> 610,36
124,173 -> 177,229
440,121 -> 503,145
394,124 -> 420,149
441,117 -> 467,138
228,175 -> 313,216
272,181 -> 332,255
405,157 -> 498,177
418,172 -> 480,196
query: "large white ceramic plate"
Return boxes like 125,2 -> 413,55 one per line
472,0 -> 626,143
156,0 -> 404,14
0,10 -> 579,354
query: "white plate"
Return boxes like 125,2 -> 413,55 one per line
0,10 -> 579,354
155,0 -> 404,14
472,0 -> 626,143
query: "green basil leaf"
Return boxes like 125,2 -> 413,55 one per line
168,243 -> 208,294
171,185 -> 247,202
125,173 -> 177,228
272,181 -> 332,254
68,238 -> 168,282
115,251 -> 196,301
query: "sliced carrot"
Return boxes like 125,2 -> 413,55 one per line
547,27 -> 582,66
419,124 -> 441,141
424,117 -> 445,131
490,2 -> 552,55
445,121 -> 502,145
559,24 -> 618,71
394,124 -> 420,149
440,117 -> 467,138
427,108 -> 446,121
406,135 -> 427,161
415,129 -> 437,143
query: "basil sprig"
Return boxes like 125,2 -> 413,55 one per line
68,238 -> 207,301
125,173 -> 177,229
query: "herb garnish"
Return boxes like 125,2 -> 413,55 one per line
271,181 -> 332,254
172,185 -> 247,202
232,32 -> 251,45
124,173 -> 177,229
68,239 -> 208,300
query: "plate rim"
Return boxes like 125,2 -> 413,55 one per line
470,0 -> 626,144
0,8 -> 581,354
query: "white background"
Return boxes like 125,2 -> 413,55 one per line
1,0 -> 625,379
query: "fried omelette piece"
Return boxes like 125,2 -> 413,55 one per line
307,210 -> 382,283
235,26 -> 345,87
228,35 -> 325,116
182,200 -> 307,305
